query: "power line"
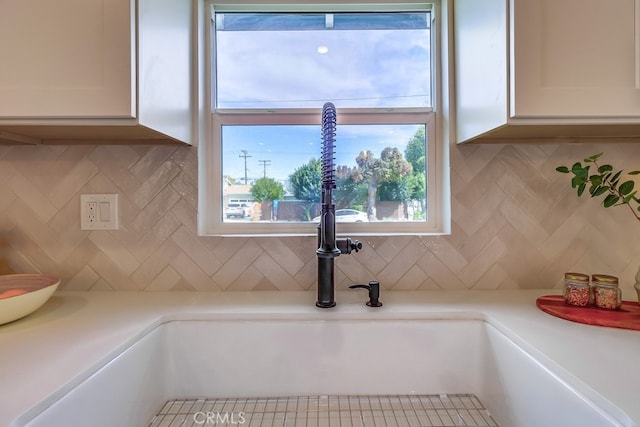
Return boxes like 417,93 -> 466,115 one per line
259,159 -> 271,178
239,150 -> 252,184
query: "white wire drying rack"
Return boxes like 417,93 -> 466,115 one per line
149,394 -> 499,427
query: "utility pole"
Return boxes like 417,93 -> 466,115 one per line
239,150 -> 252,185
258,159 -> 271,178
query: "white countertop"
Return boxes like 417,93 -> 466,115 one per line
0,290 -> 638,426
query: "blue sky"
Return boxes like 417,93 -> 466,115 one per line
216,12 -> 430,182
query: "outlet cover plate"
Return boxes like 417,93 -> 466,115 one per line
80,194 -> 119,230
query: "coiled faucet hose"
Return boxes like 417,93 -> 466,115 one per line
321,102 -> 336,189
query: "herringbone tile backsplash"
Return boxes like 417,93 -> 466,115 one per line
2,142 -> 640,296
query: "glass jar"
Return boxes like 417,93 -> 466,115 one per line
563,272 -> 591,306
592,274 -> 622,310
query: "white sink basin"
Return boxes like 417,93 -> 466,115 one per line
19,315 -> 628,427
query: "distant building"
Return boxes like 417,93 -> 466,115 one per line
223,184 -> 254,206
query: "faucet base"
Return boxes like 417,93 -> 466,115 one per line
315,301 -> 337,308
316,255 -> 336,308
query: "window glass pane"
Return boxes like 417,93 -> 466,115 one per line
214,12 -> 431,109
222,124 -> 427,223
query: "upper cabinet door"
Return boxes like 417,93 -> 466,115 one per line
0,0 -> 135,118
511,0 -> 640,118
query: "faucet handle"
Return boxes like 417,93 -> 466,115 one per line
337,238 -> 362,254
349,281 -> 383,307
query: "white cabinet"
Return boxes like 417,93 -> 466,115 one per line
0,0 -> 193,145
0,0 -> 134,119
512,0 -> 639,117
455,0 -> 640,143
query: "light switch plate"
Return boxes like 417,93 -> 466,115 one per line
80,194 -> 119,230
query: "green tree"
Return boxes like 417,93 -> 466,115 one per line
335,165 -> 367,208
404,128 -> 427,202
251,177 -> 284,202
405,128 -> 426,174
354,147 -> 412,220
406,173 -> 426,200
378,178 -> 410,202
335,175 -> 367,209
289,158 -> 322,202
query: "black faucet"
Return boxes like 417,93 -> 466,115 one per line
316,224 -> 363,307
316,102 -> 362,308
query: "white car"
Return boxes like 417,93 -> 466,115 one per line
225,203 -> 251,218
312,209 -> 369,223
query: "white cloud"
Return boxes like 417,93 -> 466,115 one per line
216,27 -> 430,108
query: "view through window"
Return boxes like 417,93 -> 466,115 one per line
221,123 -> 428,224
209,6 -> 440,234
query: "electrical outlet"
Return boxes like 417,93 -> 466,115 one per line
87,201 -> 97,224
81,194 -> 118,230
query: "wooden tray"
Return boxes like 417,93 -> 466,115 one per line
536,295 -> 640,331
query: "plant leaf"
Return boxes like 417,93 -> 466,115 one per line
573,165 -> 589,178
556,166 -> 570,173
589,175 -> 603,186
604,194 -> 620,207
585,153 -> 603,162
623,190 -> 637,203
598,164 -> 613,174
592,186 -> 609,197
611,170 -> 622,182
629,170 -> 640,175
577,183 -> 587,196
571,175 -> 586,189
619,180 -> 635,195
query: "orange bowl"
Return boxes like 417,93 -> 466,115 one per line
0,274 -> 60,325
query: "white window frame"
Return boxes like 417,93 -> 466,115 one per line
198,0 -> 449,237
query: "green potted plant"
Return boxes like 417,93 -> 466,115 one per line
556,152 -> 640,301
